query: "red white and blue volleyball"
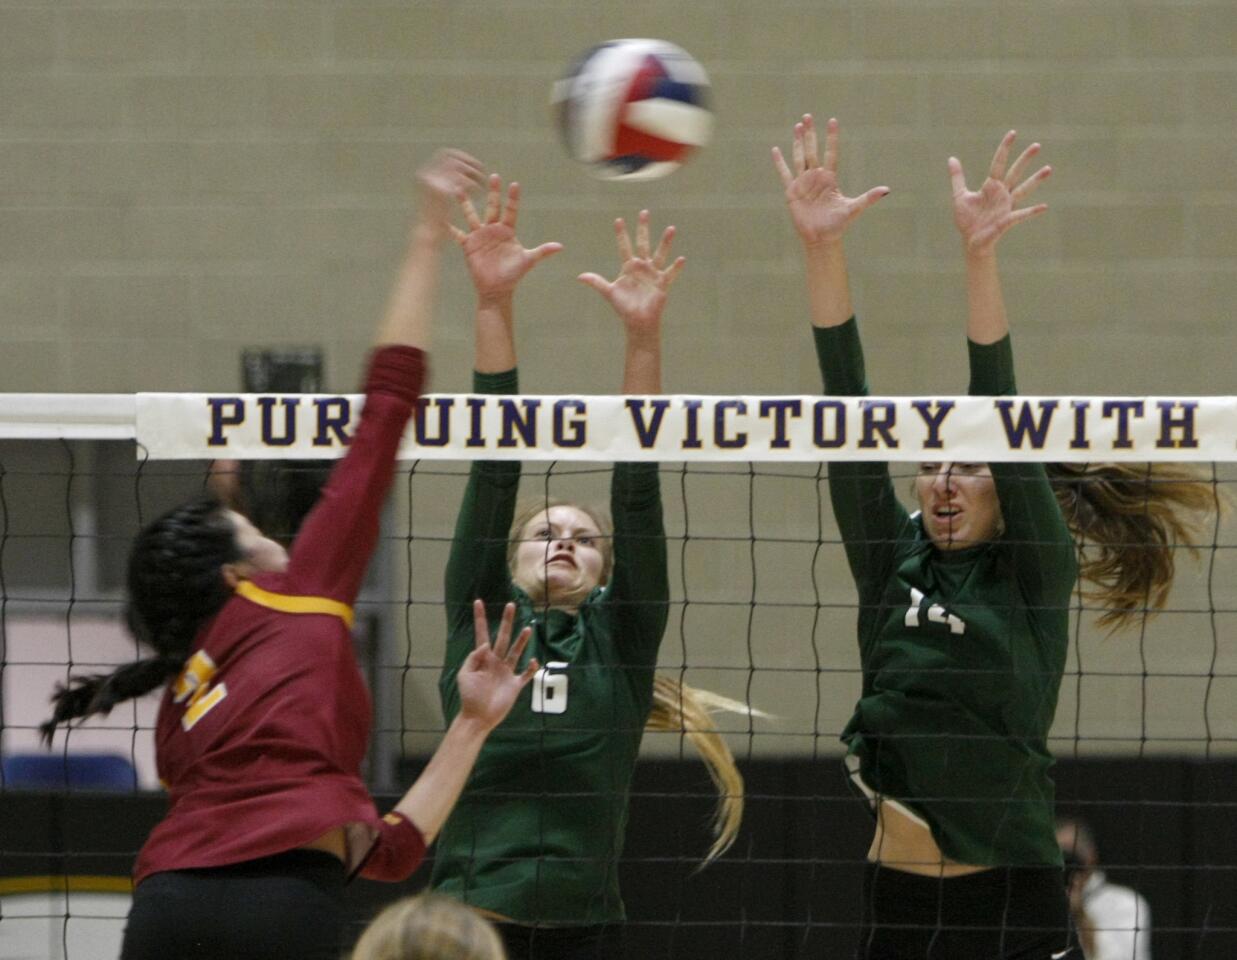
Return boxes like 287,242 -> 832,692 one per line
552,39 -> 713,181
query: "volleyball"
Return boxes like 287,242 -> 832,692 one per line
552,39 -> 713,181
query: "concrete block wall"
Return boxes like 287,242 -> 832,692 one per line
1,1 -> 1234,755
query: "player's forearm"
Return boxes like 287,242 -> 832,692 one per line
392,715 -> 491,845
963,249 -> 1009,346
609,463 -> 669,641
622,334 -> 662,395
444,367 -> 521,614
803,239 -> 853,329
475,295 -> 518,373
375,224 -> 444,352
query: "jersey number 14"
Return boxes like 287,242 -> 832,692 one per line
904,587 -> 966,635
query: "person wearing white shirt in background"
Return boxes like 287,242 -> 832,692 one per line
1057,818 -> 1152,960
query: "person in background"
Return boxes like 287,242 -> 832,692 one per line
1058,817 -> 1152,960
352,894 -> 507,960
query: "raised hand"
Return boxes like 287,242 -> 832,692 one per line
456,600 -> 538,731
950,131 -> 1051,256
416,149 -> 486,236
452,174 -> 563,302
772,115 -> 889,248
577,210 -> 685,341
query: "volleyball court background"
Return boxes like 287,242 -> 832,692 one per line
2,2 -> 1236,957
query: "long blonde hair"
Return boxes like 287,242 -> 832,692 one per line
508,498 -> 755,864
1047,463 -> 1220,630
351,894 -> 505,960
645,674 -> 761,863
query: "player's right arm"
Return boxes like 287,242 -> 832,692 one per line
442,175 -> 563,660
773,116 -> 907,593
286,151 -> 484,605
578,211 -> 685,667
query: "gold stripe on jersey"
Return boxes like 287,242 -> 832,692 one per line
235,580 -> 355,628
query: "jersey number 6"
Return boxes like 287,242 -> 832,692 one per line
532,661 -> 569,714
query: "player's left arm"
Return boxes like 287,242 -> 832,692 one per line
579,212 -> 683,663
361,601 -> 537,880
954,133 -> 1076,603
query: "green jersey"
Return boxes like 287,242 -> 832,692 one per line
816,319 -> 1077,866
431,368 -> 668,925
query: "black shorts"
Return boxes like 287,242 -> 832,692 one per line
121,849 -> 346,960
497,922 -> 624,960
858,863 -> 1077,960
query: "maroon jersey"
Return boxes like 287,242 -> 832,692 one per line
134,345 -> 427,885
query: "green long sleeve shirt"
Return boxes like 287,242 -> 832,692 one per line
817,318 -> 1077,866
431,367 -> 669,924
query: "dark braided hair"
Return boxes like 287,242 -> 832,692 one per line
40,496 -> 242,743
1046,463 -> 1219,631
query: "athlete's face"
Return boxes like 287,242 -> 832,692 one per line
511,506 -> 606,608
225,510 -> 289,580
915,462 -> 1002,551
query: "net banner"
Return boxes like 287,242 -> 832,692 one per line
0,394 -> 136,440
124,392 -> 1237,462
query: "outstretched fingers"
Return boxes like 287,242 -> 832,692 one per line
472,599 -> 491,651
651,223 -> 676,269
469,599 -> 536,686
473,599 -> 515,655
771,146 -> 794,189
948,156 -> 968,198
576,272 -> 612,298
1004,203 -> 1049,229
501,181 -> 521,229
802,114 -> 821,169
527,241 -> 564,266
483,174 -> 502,224
635,209 -> 651,260
457,190 -> 483,230
662,255 -> 687,288
505,625 -> 533,669
614,217 -> 634,262
441,148 -> 485,181
854,185 -> 891,216
518,655 -> 540,685
491,601 -> 517,659
424,149 -> 486,196
1011,164 -> 1052,204
988,129 -> 1017,182
774,114 -> 828,186
1004,142 -> 1040,189
822,116 -> 839,175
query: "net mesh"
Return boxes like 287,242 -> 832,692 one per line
1,416 -> 1235,958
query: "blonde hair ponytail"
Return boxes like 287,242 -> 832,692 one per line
645,673 -> 764,863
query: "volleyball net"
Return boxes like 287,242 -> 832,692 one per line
1,391 -> 1235,958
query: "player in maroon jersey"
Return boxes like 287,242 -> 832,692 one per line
40,150 -> 539,960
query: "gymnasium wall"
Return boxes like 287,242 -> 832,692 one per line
1,2 -> 1235,759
